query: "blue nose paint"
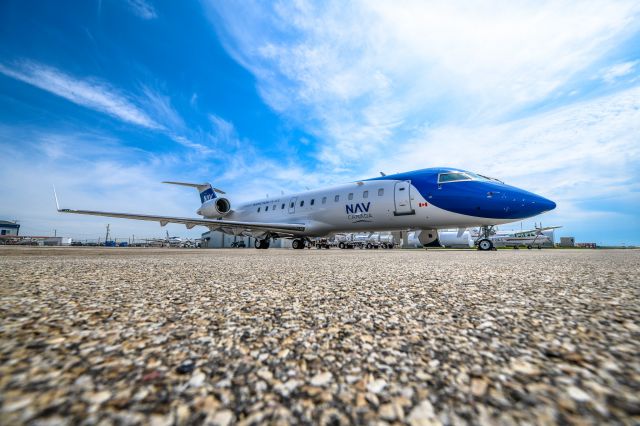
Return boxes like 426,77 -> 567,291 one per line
368,168 -> 556,220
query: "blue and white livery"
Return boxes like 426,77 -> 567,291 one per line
56,167 -> 556,250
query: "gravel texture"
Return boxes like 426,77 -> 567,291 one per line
0,247 -> 639,425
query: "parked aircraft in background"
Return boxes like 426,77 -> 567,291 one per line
474,226 -> 561,249
408,226 -> 561,249
55,167 -> 556,250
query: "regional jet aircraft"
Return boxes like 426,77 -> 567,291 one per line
55,168 -> 556,250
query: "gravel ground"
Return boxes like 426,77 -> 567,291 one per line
0,247 -> 638,425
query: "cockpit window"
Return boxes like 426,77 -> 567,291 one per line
438,171 -> 498,183
438,172 -> 472,183
463,172 -> 490,181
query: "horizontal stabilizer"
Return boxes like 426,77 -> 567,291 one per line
163,181 -> 226,194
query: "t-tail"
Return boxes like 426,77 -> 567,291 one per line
163,181 -> 220,203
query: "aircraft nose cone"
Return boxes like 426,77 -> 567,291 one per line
539,195 -> 556,212
532,194 -> 556,214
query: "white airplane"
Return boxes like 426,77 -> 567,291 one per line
473,226 -> 561,249
55,168 -> 556,251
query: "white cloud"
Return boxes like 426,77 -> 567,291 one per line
141,86 -> 184,130
209,114 -> 237,146
600,60 -> 639,83
0,61 -> 160,129
367,85 -> 640,213
208,0 -> 640,166
0,130 -> 203,240
127,0 -> 158,20
0,60 -> 218,154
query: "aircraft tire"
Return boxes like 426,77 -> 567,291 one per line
292,239 -> 304,250
478,239 -> 493,251
338,242 -> 345,249
366,243 -> 372,249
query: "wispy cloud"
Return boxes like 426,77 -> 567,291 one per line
0,60 -> 216,154
209,114 -> 238,146
0,61 -> 160,129
127,0 -> 157,20
600,60 -> 639,83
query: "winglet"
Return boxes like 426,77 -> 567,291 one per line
53,185 -> 61,211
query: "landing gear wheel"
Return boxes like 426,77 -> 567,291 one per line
338,242 -> 345,249
478,239 -> 494,251
254,239 -> 270,249
292,239 -> 304,250
366,243 -> 372,249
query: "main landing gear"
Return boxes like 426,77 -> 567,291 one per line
292,239 -> 306,250
476,225 -> 497,251
254,239 -> 270,249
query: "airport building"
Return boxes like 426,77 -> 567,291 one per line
560,237 -> 575,247
0,220 -> 20,236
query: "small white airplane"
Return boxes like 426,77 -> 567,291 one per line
474,226 -> 562,249
55,167 -> 556,250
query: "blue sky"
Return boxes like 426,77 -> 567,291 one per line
1,0 -> 639,245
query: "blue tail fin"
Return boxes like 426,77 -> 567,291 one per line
163,181 -> 217,204
199,186 -> 216,203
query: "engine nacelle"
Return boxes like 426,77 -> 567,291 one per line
198,198 -> 232,218
418,229 -> 440,247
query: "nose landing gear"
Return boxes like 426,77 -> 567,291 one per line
476,225 -> 497,251
478,239 -> 494,251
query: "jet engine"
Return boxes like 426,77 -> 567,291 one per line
198,198 -> 232,218
418,229 -> 441,247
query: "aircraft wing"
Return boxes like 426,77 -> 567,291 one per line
537,226 -> 562,231
57,207 -> 306,234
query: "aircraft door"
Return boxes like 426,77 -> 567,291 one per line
394,181 -> 415,216
288,197 -> 297,214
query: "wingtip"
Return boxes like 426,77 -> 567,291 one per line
53,185 -> 61,211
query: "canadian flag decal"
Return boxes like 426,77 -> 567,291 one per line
418,202 -> 428,207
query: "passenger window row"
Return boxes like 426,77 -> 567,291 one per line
257,188 -> 384,212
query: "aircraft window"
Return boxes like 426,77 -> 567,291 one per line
348,193 -> 354,200
335,195 -> 339,202
363,190 -> 368,198
464,172 -> 491,182
300,200 -> 304,207
273,205 -> 276,210
257,207 -> 261,213
290,202 -> 294,208
438,172 -> 472,183
265,206 -> 269,211
322,197 -> 327,204
281,203 -> 285,209
310,199 -> 315,206
378,188 -> 384,196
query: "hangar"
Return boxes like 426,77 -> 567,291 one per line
0,220 -> 20,236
